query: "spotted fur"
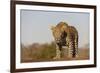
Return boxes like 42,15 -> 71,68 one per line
51,22 -> 78,59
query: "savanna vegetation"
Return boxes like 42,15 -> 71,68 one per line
21,42 -> 89,63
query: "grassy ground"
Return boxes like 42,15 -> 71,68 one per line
21,43 -> 89,63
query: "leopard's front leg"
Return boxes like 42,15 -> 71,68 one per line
53,44 -> 61,59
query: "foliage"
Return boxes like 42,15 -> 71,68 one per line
21,42 -> 56,62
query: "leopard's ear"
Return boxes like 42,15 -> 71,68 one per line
51,25 -> 55,30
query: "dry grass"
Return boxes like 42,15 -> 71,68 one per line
21,43 -> 89,63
